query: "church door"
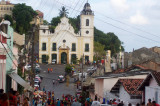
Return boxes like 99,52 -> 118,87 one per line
61,52 -> 67,64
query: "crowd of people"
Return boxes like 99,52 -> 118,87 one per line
0,88 -> 26,106
32,90 -> 82,106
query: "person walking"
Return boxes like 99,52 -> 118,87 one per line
147,99 -> 152,106
51,68 -> 53,72
91,96 -> 100,106
56,98 -> 61,106
0,93 -> 9,106
22,97 -> 29,106
48,68 -> 50,73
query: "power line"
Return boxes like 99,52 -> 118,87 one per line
0,40 -> 18,67
55,0 -> 86,43
95,11 -> 160,39
6,43 -> 19,62
96,18 -> 160,44
50,1 -> 160,44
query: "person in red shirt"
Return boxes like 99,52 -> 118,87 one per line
152,101 -> 160,106
48,68 -> 50,73
50,68 -> 53,72
112,99 -> 117,105
0,93 -> 9,106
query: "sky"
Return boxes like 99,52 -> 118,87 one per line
10,0 -> 160,52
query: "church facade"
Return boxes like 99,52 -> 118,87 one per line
39,3 -> 94,64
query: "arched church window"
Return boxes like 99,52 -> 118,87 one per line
86,19 -> 89,26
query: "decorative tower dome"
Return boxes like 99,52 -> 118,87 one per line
81,2 -> 94,15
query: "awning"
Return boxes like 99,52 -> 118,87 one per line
8,72 -> 34,92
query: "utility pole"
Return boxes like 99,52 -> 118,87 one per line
30,25 -> 37,104
31,26 -> 36,87
81,54 -> 84,90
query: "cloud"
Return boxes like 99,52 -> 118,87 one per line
110,0 -> 129,13
130,12 -> 149,25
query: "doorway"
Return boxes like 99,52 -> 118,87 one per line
61,52 -> 67,64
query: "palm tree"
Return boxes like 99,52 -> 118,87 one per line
59,6 -> 69,17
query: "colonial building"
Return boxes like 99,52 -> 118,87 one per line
39,2 -> 94,64
0,0 -> 14,18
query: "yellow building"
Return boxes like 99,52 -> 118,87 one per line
39,2 -> 94,64
0,0 -> 14,18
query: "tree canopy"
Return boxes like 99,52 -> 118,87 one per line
94,27 -> 124,56
94,42 -> 106,61
12,3 -> 37,34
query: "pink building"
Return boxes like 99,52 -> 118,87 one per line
93,66 -> 150,103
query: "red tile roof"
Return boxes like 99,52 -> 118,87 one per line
36,10 -> 43,18
6,1 -> 13,5
119,79 -> 144,95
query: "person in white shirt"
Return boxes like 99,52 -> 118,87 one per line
91,96 -> 100,106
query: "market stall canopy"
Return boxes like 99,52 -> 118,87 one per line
8,72 -> 34,92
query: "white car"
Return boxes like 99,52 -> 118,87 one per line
35,63 -> 40,68
24,64 -> 31,70
87,66 -> 97,72
34,83 -> 39,88
52,59 -> 56,64
34,79 -> 39,83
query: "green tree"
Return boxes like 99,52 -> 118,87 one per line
4,15 -> 14,27
94,41 -> 106,61
94,27 -> 124,56
65,64 -> 72,75
59,6 -> 69,17
69,15 -> 80,33
50,16 -> 61,33
43,20 -> 49,25
12,3 -> 37,34
51,16 -> 61,26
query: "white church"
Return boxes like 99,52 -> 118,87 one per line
39,2 -> 94,64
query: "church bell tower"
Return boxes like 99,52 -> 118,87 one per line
80,1 -> 94,37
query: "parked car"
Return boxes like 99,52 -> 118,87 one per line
87,66 -> 97,72
24,64 -> 31,70
25,63 -> 40,71
34,83 -> 39,88
35,74 -> 43,80
34,63 -> 40,68
34,79 -> 39,83
58,75 -> 65,83
35,67 -> 41,73
52,59 -> 56,64
35,77 -> 41,82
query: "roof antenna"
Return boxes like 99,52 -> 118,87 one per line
87,0 -> 88,3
